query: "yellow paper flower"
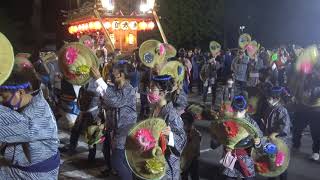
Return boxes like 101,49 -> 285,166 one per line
145,158 -> 165,174
76,65 -> 90,75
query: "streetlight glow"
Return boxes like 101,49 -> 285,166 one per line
101,0 -> 114,11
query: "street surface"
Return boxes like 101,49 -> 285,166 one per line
58,93 -> 319,180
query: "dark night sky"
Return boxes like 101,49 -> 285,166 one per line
225,0 -> 320,48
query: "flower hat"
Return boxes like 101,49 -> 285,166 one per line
58,42 -> 99,86
125,118 -> 167,180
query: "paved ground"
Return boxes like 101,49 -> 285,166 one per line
58,92 -> 320,180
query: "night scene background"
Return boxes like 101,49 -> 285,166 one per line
0,0 -> 320,52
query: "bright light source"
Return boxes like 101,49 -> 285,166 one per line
147,0 -> 155,10
127,34 -> 135,45
140,3 -> 149,13
140,0 -> 155,13
101,0 -> 114,11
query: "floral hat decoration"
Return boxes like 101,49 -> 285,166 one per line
0,56 -> 38,92
0,32 -> 14,86
163,43 -> 177,60
210,98 -> 260,151
159,60 -> 185,84
58,42 -> 99,86
125,118 -> 167,180
251,135 -> 290,177
139,39 -> 166,68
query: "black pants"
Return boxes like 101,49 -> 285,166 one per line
197,79 -> 203,94
102,131 -> 112,169
181,159 -> 199,180
268,170 -> 288,180
139,93 -> 150,119
293,111 -> 320,153
203,83 -> 214,103
69,113 -> 98,159
234,80 -> 247,96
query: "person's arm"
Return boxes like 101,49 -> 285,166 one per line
0,105 -> 34,143
271,108 -> 291,137
95,78 -> 135,108
166,114 -> 187,155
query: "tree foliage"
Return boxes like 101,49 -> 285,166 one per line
158,0 -> 224,49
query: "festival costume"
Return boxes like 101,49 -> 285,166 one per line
212,115 -> 263,179
0,44 -> 60,179
231,55 -> 249,96
0,91 -> 60,180
68,79 -> 101,160
155,102 -> 187,180
95,78 -> 137,180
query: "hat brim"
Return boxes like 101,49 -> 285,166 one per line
58,42 -> 99,86
139,40 -> 166,68
0,33 -> 14,85
125,118 -> 167,180
210,117 -> 260,149
164,43 -> 177,60
251,137 -> 290,177
160,60 -> 185,83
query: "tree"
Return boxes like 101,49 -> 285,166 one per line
157,0 -> 224,50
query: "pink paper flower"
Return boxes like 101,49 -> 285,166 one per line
21,62 -> 33,69
246,44 -> 254,52
299,61 -> 313,74
275,151 -> 285,167
159,44 -> 165,56
65,47 -> 78,65
134,128 -> 156,152
84,40 -> 93,48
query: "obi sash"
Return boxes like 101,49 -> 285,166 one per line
11,151 -> 60,173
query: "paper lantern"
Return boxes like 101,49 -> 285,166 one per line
77,24 -> 83,32
112,21 -> 120,30
68,26 -> 74,34
129,21 -> 138,30
127,34 -> 135,45
147,21 -> 155,30
103,22 -> 111,29
121,21 -> 129,30
94,21 -> 102,30
88,22 -> 94,30
139,21 -> 148,30
83,23 -> 89,32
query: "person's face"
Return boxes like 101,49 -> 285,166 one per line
0,90 -> 25,109
187,51 -> 193,57
267,97 -> 279,106
112,69 -> 123,85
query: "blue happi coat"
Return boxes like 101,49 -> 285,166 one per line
0,91 -> 59,180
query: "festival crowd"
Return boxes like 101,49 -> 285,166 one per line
0,32 -> 319,180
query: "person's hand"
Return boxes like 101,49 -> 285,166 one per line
161,126 -> 171,136
90,67 -> 101,80
254,138 -> 261,145
225,147 -> 232,152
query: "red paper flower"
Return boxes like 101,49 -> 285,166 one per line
255,161 -> 270,173
65,47 -> 78,65
134,129 -> 156,152
160,133 -> 167,154
223,121 -> 239,138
